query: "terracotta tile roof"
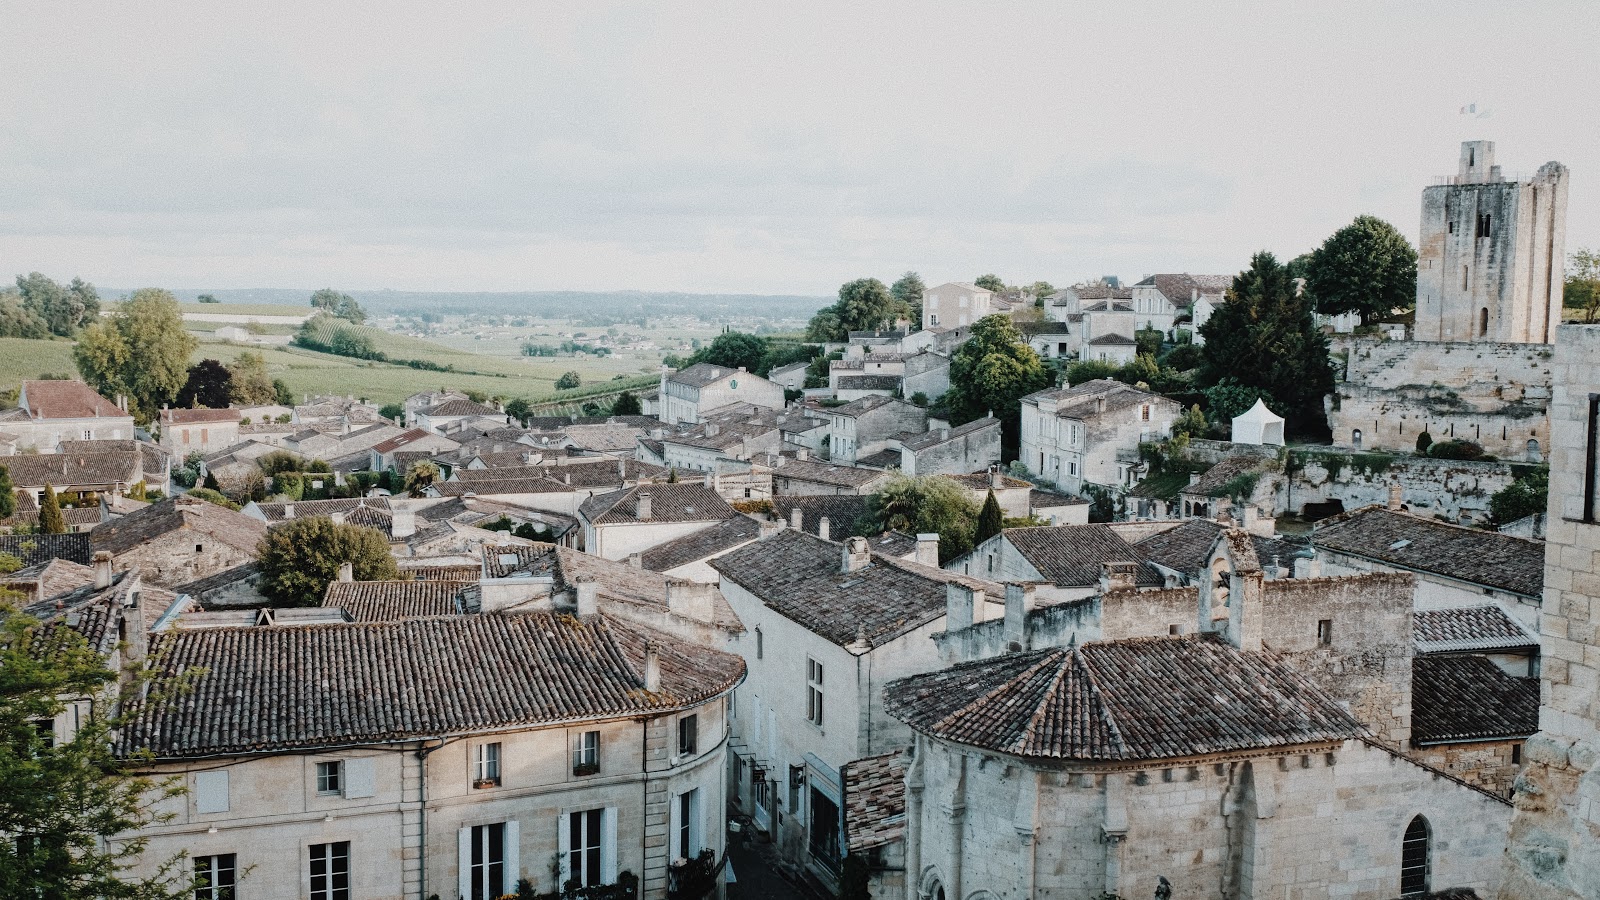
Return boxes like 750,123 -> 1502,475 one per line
322,580 -> 466,621
664,420 -> 777,452
91,498 -> 268,556
579,484 -> 736,526
946,472 -> 1032,491
56,440 -> 170,475
20,380 -> 125,419
422,398 -> 503,418
1183,455 -> 1273,497
252,496 -> 392,523
398,563 -> 482,581
885,635 -> 1361,762
119,611 -> 745,759
842,752 -> 907,852
1412,605 -> 1538,654
1030,489 -> 1089,509
483,544 -> 743,631
711,530 -> 1001,648
864,531 -> 918,558
0,451 -> 145,489
770,495 -> 870,538
160,407 -> 242,425
855,449 -> 903,470
1412,655 -> 1538,744
174,562 -> 261,599
773,459 -> 890,489
454,459 -> 665,488
0,559 -> 96,604
432,476 -> 575,498
836,374 -> 901,391
1026,380 -> 1172,420
640,516 -> 762,572
901,417 -> 999,451
371,428 -> 444,454
1002,525 -> 1162,587
1069,285 -> 1133,301
1136,519 -> 1301,576
0,533 -> 93,566
1312,506 -> 1545,598
1087,333 -> 1137,346
668,362 -> 743,388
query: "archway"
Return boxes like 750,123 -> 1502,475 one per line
1400,815 -> 1431,896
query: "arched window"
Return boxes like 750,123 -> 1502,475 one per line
1480,307 -> 1489,337
1400,815 -> 1431,896
1352,429 -> 1363,450
1527,439 -> 1542,462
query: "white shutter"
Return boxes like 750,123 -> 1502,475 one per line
457,827 -> 471,900
600,807 -> 618,883
505,820 -> 521,889
689,789 -> 704,858
557,812 -> 571,886
342,757 -> 374,799
668,792 -> 681,862
195,770 -> 229,813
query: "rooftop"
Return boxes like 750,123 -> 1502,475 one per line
1412,605 -> 1539,654
901,417 -> 999,451
20,380 -> 126,420
0,450 -> 145,488
1312,505 -> 1545,598
668,362 -> 746,388
160,407 -> 242,425
639,515 -> 762,572
1412,655 -> 1538,744
842,753 -> 907,852
1136,518 -> 1301,576
770,495 -> 870,538
322,580 -> 466,621
422,397 -> 503,418
91,497 -> 268,556
1002,524 -> 1162,587
773,459 -> 891,488
579,483 -> 736,526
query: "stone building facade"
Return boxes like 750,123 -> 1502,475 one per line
1020,380 -> 1180,494
1415,141 -> 1569,345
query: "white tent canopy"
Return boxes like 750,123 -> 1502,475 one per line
1232,398 -> 1285,446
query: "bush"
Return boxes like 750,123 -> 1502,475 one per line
555,371 -> 582,390
1491,469 -> 1549,524
1162,343 -> 1203,371
1065,359 -> 1122,386
257,516 -> 399,607
1415,431 -> 1433,454
1427,439 -> 1486,461
183,487 -> 241,511
257,450 -> 302,475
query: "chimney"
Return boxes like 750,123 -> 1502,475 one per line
706,422 -> 719,437
796,447 -> 808,461
92,551 -> 113,590
337,561 -> 354,583
618,457 -> 627,478
945,582 -> 974,632
1189,472 -> 1202,486
846,622 -> 873,653
1387,483 -> 1403,511
1004,583 -> 1035,651
1213,496 -> 1233,525
666,579 -> 715,621
642,643 -> 661,692
790,507 -> 804,531
1293,555 -> 1322,579
703,472 -> 714,488
1099,561 -> 1137,593
283,502 -> 295,519
841,536 -> 871,573
817,516 -> 830,541
989,464 -> 1003,489
1094,396 -> 1106,414
915,533 -> 940,567
390,502 -> 416,539
575,576 -> 599,616
635,493 -> 652,521
563,471 -> 571,485
627,553 -> 642,569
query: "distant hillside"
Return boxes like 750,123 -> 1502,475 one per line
105,288 -> 826,322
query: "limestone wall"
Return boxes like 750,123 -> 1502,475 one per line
1283,447 -> 1521,524
1330,336 -> 1551,458
1416,739 -> 1523,797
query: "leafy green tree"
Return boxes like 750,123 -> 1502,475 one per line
1171,404 -> 1208,440
0,613 -> 197,899
1302,215 -> 1417,324
196,293 -> 219,303
309,288 -> 367,324
73,288 -> 197,423
1566,248 -> 1600,323
890,271 -> 926,325
1134,328 -> 1163,358
1490,469 -> 1549,524
944,315 -> 1051,454
0,465 -> 13,519
38,484 -> 66,535
1201,380 -> 1263,429
807,278 -> 897,341
1161,343 -> 1203,372
272,378 -> 295,406
15,272 -> 101,337
1064,359 -> 1121,385
0,291 -> 50,339
976,489 -> 1004,545
256,516 -> 399,607
974,274 -> 1006,292
175,359 -> 233,409
555,371 -> 581,390
404,461 -> 441,498
328,327 -> 379,360
227,351 -> 278,406
859,473 -> 981,563
503,398 -> 531,424
804,306 -> 847,343
181,487 -> 240,510
256,451 -> 301,476
379,403 -> 404,422
689,331 -> 766,374
1027,281 -> 1055,305
611,391 -> 642,416
1197,253 -> 1334,438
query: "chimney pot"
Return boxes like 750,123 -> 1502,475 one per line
790,507 -> 803,530
575,576 -> 599,616
627,553 -> 642,569
842,536 -> 871,573
635,493 -> 652,521
1387,483 -> 1403,511
915,533 -> 940,567
817,516 -> 830,542
93,551 -> 113,590
642,642 -> 662,692
945,582 -> 975,632
337,561 -> 353,583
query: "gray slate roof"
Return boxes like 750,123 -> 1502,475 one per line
1312,505 -> 1545,598
900,417 -> 999,451
770,495 -> 870,538
579,483 -> 736,526
0,533 -> 93,566
1412,605 -> 1539,654
322,580 -> 467,621
91,498 -> 268,556
1136,519 -> 1302,575
1003,525 -> 1163,587
639,516 -> 762,572
119,612 -> 745,759
884,635 -> 1360,762
1412,655 -> 1538,744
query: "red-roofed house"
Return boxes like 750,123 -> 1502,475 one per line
158,406 -> 242,455
0,380 -> 134,451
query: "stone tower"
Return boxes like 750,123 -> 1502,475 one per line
1414,140 -> 1569,343
1499,324 -> 1600,899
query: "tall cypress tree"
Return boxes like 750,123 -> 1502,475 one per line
976,489 -> 1005,545
1197,252 -> 1334,439
0,465 -> 14,520
38,483 -> 66,535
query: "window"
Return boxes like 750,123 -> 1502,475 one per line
806,659 -> 824,727
195,544 -> 204,553
1512,743 -> 1523,764
567,809 -> 604,887
1480,307 -> 1489,337
309,841 -> 350,900
573,731 -> 600,776
467,823 -> 506,900
316,760 -> 343,794
1317,619 -> 1333,646
755,627 -> 763,660
1476,213 -> 1492,239
676,789 -> 701,859
1141,405 -> 1150,422
473,742 -> 501,788
182,429 -> 191,445
678,714 -> 698,757
1352,429 -> 1362,450
194,853 -> 236,900
1400,815 -> 1431,896
1462,266 -> 1469,290
82,429 -> 93,440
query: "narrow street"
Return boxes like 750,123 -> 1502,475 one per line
724,818 -> 827,900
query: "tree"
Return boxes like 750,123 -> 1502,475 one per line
227,351 -> 278,406
1201,380 -> 1263,428
181,487 -> 240,511
503,398 -> 531,424
1026,281 -> 1056,305
690,331 -> 766,374
1064,359 -> 1121,386
404,461 -> 441,498
807,278 -> 896,341
379,403 -> 404,422
976,490 -> 1004,545
890,271 -> 926,326
1171,404 -> 1208,440
1302,216 -> 1418,324
1567,248 -> 1600,323
611,391 -> 642,416
175,359 -> 233,409
256,516 -> 399,607
1197,252 -> 1334,438
272,378 -> 295,406
0,465 -> 13,519
1491,469 -> 1549,524
974,274 -> 1006,292
38,484 -> 66,535
859,473 -> 981,563
196,293 -> 219,303
73,288 -> 197,423
15,272 -> 101,337
0,613 -> 195,899
555,371 -> 582,390
201,470 -> 221,492
944,315 -> 1051,455
0,290 -> 50,339
256,451 -> 301,476
309,288 -> 366,324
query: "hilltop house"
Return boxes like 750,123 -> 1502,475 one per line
0,380 -> 134,451
659,363 -> 784,426
1020,380 -> 1180,494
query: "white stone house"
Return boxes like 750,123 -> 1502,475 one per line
899,351 -> 951,402
578,483 -> 740,560
659,364 -> 785,426
948,523 -> 1164,603
158,406 -> 242,456
921,282 -> 994,331
710,530 -> 1002,887
1019,380 -> 1180,494
767,361 -> 810,391
898,417 -> 1001,478
414,397 -> 510,435
0,380 -> 134,450
821,396 -> 926,466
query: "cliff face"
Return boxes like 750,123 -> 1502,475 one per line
1498,734 -> 1600,900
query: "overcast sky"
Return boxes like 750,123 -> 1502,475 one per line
2,1 -> 1595,297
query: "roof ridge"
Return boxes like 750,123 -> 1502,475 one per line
1071,645 -> 1126,757
1015,649 -> 1078,756
934,650 -> 1064,748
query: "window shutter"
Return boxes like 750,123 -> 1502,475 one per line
600,807 -> 618,883
689,790 -> 703,858
668,792 -> 681,861
343,757 -> 374,799
505,819 -> 521,888
457,827 -> 471,899
195,770 -> 229,813
557,812 -> 571,886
